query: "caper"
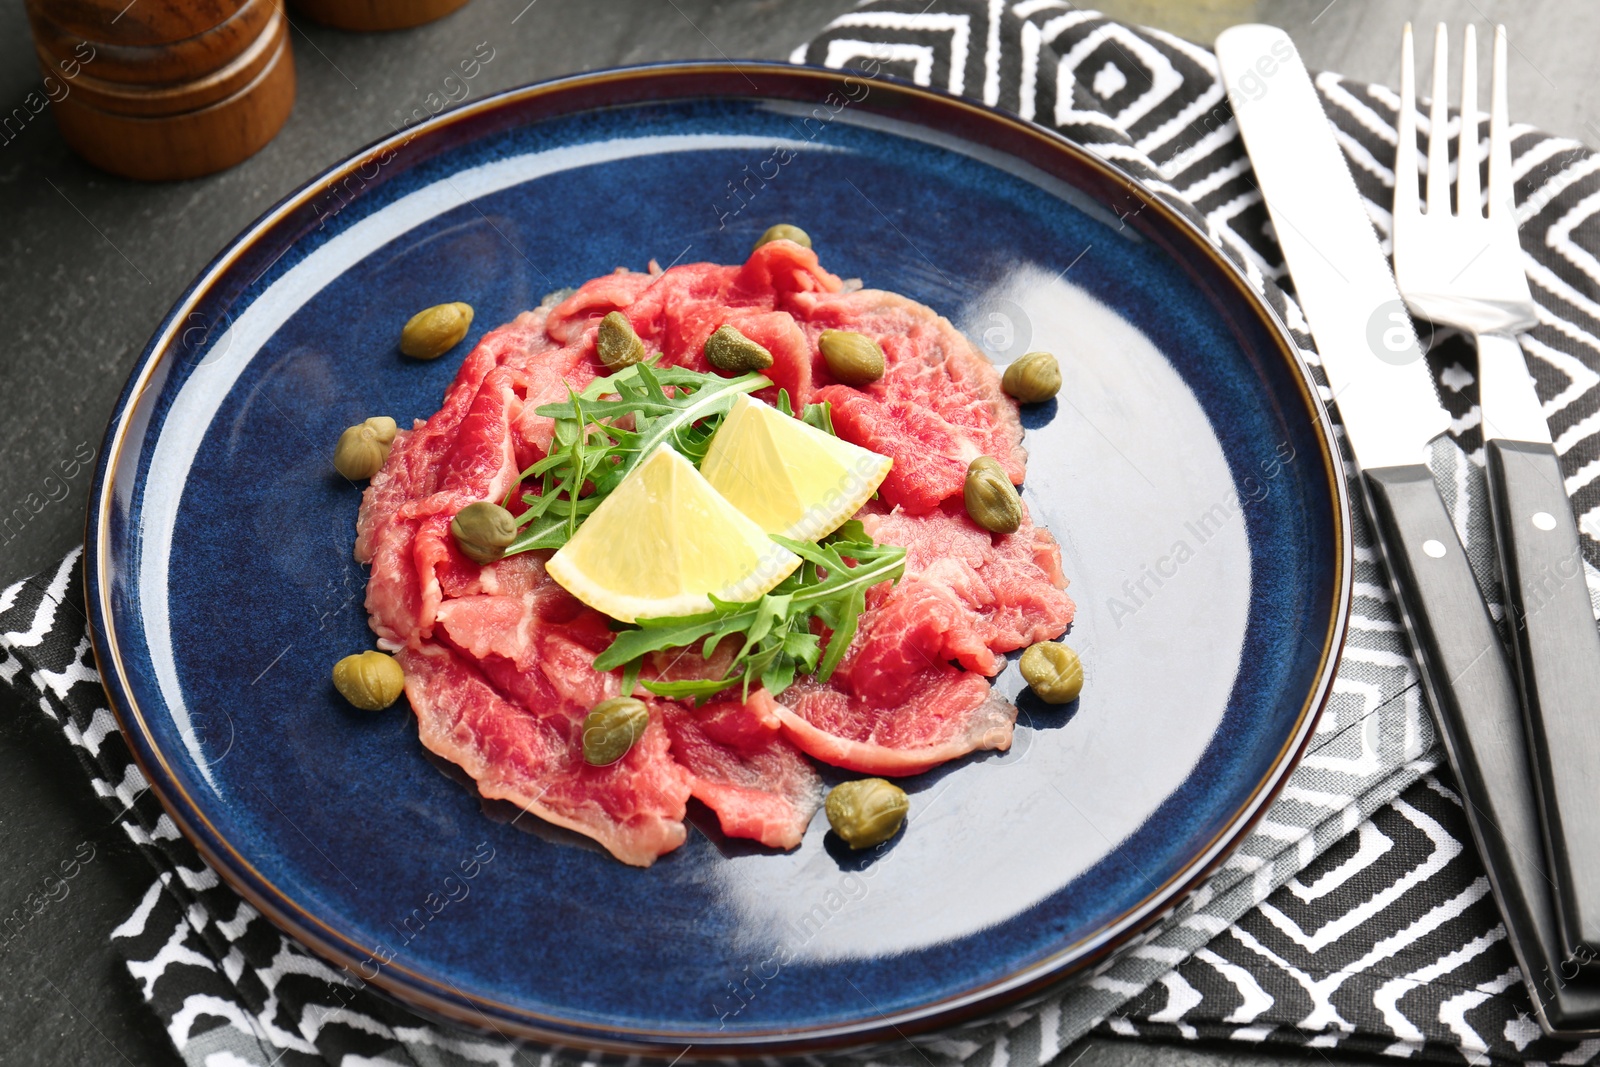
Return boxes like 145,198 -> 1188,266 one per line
400,302 -> 474,360
596,311 -> 646,369
753,223 -> 812,252
963,456 -> 1022,534
582,697 -> 650,766
819,329 -> 885,387
1001,351 -> 1061,404
1019,641 -> 1083,704
332,651 -> 405,711
450,500 -> 517,565
333,416 -> 397,480
825,778 -> 908,849
703,325 -> 774,374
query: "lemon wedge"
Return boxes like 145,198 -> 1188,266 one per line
699,394 -> 892,541
545,446 -> 801,623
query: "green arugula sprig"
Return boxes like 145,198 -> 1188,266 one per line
592,520 -> 906,701
499,362 -> 769,555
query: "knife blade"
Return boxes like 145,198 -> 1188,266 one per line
1216,23 -> 1600,1033
1215,38 -> 1443,473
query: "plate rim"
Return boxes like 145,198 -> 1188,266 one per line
85,60 -> 1352,1055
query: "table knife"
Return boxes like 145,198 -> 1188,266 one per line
1216,23 -> 1600,1033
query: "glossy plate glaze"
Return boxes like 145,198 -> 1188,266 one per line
87,64 -> 1349,1054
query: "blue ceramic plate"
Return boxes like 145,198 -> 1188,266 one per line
88,64 -> 1349,1054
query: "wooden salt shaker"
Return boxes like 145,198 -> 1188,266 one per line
27,0 -> 295,181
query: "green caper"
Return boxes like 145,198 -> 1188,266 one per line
963,456 -> 1022,534
333,416 -> 397,480
582,697 -> 650,766
703,325 -> 774,374
819,329 -> 885,387
1019,641 -> 1083,704
332,651 -> 405,711
450,500 -> 517,565
753,223 -> 812,252
825,778 -> 908,849
400,302 -> 474,360
1001,351 -> 1062,404
596,311 -> 646,369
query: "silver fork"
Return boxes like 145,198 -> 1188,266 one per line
1393,22 -> 1600,964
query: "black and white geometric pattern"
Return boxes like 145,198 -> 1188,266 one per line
1103,774 -> 1557,1063
5,4 -> 1600,1065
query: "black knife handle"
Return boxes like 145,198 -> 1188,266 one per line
1364,464 -> 1600,1028
1486,438 -> 1600,958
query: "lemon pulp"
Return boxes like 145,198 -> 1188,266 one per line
699,394 -> 892,542
545,445 -> 801,623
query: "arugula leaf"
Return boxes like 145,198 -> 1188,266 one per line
776,388 -> 836,436
803,401 -> 836,437
632,676 -> 742,700
499,362 -> 770,557
592,528 -> 905,701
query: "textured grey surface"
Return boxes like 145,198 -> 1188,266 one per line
0,0 -> 1596,1064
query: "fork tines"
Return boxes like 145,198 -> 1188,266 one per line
1396,21 -> 1512,222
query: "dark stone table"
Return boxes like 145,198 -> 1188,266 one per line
1,1 -> 1593,1063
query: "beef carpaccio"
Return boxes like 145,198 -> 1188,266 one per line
354,240 -> 1075,866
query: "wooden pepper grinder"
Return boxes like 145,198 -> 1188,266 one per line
289,0 -> 470,32
27,0 -> 295,181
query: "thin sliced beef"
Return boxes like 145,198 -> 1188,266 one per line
354,241 -> 1071,863
356,311 -> 553,561
400,643 -> 691,868
774,669 -> 1015,777
541,242 -> 836,406
766,501 -> 1072,773
819,391 -> 981,514
664,691 -> 823,849
791,287 -> 1025,509
359,316 -> 549,645
853,501 -> 1076,679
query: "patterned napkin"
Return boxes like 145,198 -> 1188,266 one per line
5,3 -> 1600,1064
